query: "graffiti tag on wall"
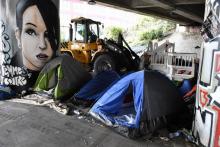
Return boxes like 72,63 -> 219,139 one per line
193,0 -> 220,146
0,20 -> 12,64
193,40 -> 220,147
0,65 -> 29,86
0,20 -> 28,86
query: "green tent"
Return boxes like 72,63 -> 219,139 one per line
34,55 -> 92,100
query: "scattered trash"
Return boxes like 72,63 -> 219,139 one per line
169,131 -> 180,139
78,116 -> 84,119
169,129 -> 196,143
160,137 -> 170,141
73,110 -> 81,115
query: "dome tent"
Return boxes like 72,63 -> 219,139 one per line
89,70 -> 187,138
34,55 -> 92,100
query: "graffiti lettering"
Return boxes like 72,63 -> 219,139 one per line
213,2 -> 219,17
206,84 -> 220,147
0,20 -> 12,64
200,89 -> 209,107
0,65 -> 23,77
210,86 -> 220,107
208,0 -> 220,20
216,55 -> 220,72
194,109 -> 213,146
193,1 -> 220,146
0,76 -> 26,86
0,65 -> 27,86
212,106 -> 220,147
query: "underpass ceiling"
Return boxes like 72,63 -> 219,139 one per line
83,0 -> 205,25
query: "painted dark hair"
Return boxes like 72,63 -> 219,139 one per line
16,0 -> 60,53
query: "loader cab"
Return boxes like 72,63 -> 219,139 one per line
70,17 -> 101,43
62,17 -> 102,64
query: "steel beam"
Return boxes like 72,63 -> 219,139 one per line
135,0 -> 203,23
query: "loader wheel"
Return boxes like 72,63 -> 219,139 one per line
93,54 -> 115,75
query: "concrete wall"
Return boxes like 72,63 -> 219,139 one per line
159,25 -> 202,58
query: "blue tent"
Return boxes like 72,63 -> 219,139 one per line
89,70 -> 185,130
74,71 -> 120,101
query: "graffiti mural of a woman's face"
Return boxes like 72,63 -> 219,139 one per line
16,5 -> 53,71
15,0 -> 59,71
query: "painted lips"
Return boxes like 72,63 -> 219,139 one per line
36,53 -> 48,60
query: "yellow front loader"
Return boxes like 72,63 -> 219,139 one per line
60,17 -> 140,74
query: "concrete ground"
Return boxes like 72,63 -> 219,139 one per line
0,101 -> 197,147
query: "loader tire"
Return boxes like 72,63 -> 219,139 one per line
93,54 -> 115,75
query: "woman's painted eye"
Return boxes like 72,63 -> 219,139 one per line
25,28 -> 36,36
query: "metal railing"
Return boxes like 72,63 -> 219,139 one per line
149,52 -> 196,81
